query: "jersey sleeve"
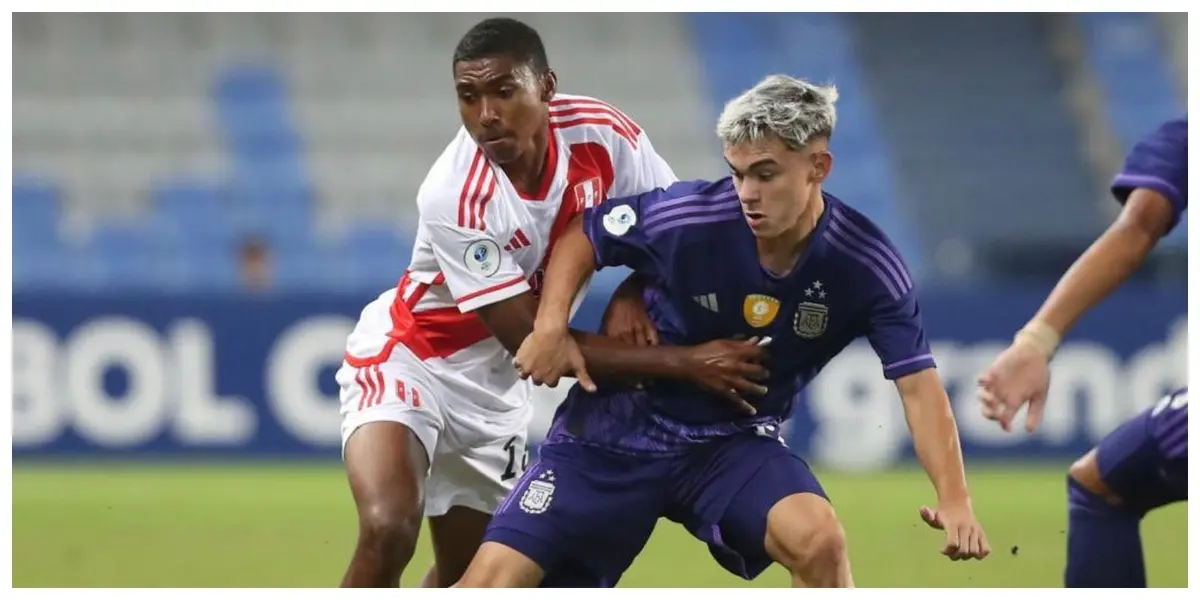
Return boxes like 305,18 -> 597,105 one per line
1111,118 -> 1188,232
581,180 -> 712,277
866,287 -> 936,380
424,221 -> 530,312
607,122 -> 679,197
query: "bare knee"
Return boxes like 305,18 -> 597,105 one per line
457,542 -> 544,588
358,501 -> 422,560
765,494 -> 850,587
1069,449 -> 1118,502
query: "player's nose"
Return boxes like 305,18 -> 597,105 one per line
479,98 -> 501,126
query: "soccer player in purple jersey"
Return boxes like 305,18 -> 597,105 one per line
978,117 -> 1187,587
457,75 -> 990,588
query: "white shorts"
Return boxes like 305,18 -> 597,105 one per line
338,340 -> 533,518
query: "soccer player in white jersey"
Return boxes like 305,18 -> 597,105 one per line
335,18 -> 680,587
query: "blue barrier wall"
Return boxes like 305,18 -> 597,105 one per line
13,286 -> 1187,469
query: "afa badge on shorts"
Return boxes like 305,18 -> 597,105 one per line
793,302 -> 829,339
519,470 -> 557,515
742,294 -> 781,328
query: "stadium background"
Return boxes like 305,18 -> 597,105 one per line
12,12 -> 1187,587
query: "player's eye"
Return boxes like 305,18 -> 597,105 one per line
458,92 -> 478,103
757,172 -> 776,182
730,171 -> 744,181
496,87 -> 517,99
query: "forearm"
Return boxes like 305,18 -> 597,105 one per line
902,382 -> 971,503
1031,223 -> 1156,337
572,331 -> 689,381
535,217 -> 597,331
483,294 -> 691,382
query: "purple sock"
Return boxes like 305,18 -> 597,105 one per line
1065,477 -> 1146,588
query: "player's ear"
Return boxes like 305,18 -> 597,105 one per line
540,69 -> 558,102
811,150 -> 833,184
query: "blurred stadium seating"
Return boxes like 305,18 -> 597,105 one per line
13,12 -> 1186,293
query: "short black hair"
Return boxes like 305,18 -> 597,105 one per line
452,17 -> 550,75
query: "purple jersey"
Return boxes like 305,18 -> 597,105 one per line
1111,117 -> 1188,231
544,177 -> 935,455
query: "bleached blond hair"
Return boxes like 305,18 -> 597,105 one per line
716,74 -> 839,150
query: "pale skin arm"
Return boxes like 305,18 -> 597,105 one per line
532,215 -> 596,335
896,368 -> 990,560
979,189 -> 1178,432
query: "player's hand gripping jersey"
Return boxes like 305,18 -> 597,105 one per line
544,177 -> 935,455
337,94 -> 676,517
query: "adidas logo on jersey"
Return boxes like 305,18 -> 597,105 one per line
503,229 -> 532,252
693,293 -> 719,312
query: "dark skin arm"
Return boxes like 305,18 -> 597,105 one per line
475,291 -> 757,389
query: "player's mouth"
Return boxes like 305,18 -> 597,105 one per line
745,211 -> 766,229
481,133 -> 514,151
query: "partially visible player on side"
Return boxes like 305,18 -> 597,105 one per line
335,17 -> 753,587
457,75 -> 990,588
977,116 -> 1187,588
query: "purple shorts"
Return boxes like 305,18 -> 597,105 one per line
1094,387 -> 1187,513
484,429 -> 827,587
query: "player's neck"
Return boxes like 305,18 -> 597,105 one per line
756,190 -> 825,276
500,127 -> 550,197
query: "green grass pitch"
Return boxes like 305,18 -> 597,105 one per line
12,463 -> 1187,587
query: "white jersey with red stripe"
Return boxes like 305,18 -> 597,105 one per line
337,93 -> 677,517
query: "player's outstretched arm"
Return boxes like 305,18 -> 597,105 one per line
980,118 -> 1185,433
477,293 -> 765,413
896,369 -> 991,562
979,188 -> 1179,432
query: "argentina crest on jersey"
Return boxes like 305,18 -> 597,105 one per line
794,280 -> 829,338
793,302 -> 828,339
519,469 -> 557,514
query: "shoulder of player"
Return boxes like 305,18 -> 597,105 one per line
415,128 -> 501,229
624,177 -> 739,238
818,194 -> 915,301
549,92 -> 645,149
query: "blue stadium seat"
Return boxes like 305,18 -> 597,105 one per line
213,64 -> 304,162
13,175 -> 61,251
274,244 -> 344,291
150,180 -> 241,290
213,62 -> 316,265
12,175 -> 69,290
333,224 -> 414,291
87,218 -> 191,291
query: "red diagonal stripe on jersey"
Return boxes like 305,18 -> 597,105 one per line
467,165 -> 491,231
551,116 -> 637,148
457,150 -> 484,228
475,171 -> 498,232
550,105 -> 639,136
550,98 -> 642,137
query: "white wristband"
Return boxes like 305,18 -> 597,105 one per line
1015,321 -> 1061,359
